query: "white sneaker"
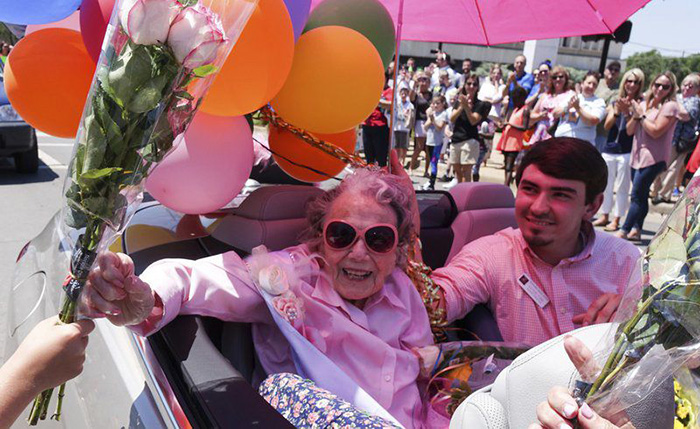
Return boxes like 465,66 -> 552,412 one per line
421,182 -> 434,191
443,178 -> 459,190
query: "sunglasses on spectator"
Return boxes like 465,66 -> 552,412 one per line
465,82 -> 479,87
323,220 -> 398,253
552,75 -> 566,80
654,82 -> 671,90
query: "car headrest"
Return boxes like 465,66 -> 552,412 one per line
449,183 -> 515,212
233,185 -> 324,220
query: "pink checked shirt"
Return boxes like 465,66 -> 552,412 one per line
432,225 -> 640,346
133,245 -> 435,429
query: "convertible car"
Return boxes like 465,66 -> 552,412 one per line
1,181 -> 519,428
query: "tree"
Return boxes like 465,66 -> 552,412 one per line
626,50 -> 700,86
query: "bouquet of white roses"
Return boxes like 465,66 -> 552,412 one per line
28,0 -> 257,423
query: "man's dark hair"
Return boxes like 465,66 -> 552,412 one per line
515,137 -> 607,204
607,61 -> 621,70
463,58 -> 472,64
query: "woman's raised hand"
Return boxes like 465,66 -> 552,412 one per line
79,251 -> 156,326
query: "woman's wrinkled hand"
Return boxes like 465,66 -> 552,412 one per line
79,251 -> 155,326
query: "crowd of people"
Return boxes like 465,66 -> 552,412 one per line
362,51 -> 700,240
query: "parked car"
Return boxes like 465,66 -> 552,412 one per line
2,182 -> 517,428
0,62 -> 39,174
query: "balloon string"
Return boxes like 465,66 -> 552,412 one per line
259,105 -> 367,168
253,137 -> 343,182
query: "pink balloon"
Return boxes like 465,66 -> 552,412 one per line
80,0 -> 116,63
145,113 -> 254,215
26,10 -> 81,35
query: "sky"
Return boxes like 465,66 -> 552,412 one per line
622,0 -> 700,58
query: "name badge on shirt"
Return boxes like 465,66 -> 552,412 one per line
517,273 -> 550,308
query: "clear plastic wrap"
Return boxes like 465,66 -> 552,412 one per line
28,0 -> 258,423
578,176 -> 700,422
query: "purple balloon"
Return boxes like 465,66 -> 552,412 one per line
283,0 -> 311,40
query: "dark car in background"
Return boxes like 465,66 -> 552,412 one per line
0,59 -> 38,174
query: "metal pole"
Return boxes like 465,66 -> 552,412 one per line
386,0 -> 405,171
598,37 -> 611,75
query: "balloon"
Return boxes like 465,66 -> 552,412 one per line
79,0 -> 116,63
146,113 -> 254,215
304,0 -> 395,69
271,26 -> 384,134
0,0 -> 81,25
282,0 -> 311,40
269,126 -> 356,183
5,29 -> 95,138
25,10 -> 80,35
201,0 -> 294,117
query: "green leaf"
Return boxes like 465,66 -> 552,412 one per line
174,90 -> 194,101
654,298 -> 700,338
646,227 -> 688,289
82,114 -> 108,172
128,73 -> 171,113
193,64 -> 218,78
178,0 -> 198,6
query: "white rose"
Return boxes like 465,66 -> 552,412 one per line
167,4 -> 228,69
118,0 -> 180,45
258,265 -> 290,296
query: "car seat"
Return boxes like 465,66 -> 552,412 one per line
446,183 -> 518,342
449,323 -> 675,429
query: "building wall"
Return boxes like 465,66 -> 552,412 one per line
400,36 -> 624,71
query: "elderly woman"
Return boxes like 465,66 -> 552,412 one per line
80,153 -> 447,428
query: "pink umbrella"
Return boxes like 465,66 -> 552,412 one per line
310,0 -> 651,44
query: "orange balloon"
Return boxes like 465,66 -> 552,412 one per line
271,26 -> 384,134
269,126 -> 356,183
201,0 -> 294,117
5,29 -> 95,138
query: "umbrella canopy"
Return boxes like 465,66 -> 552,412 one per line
310,0 -> 651,45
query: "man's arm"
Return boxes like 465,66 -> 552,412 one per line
430,241 -> 495,323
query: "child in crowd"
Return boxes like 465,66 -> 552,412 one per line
497,86 -> 531,186
393,85 -> 414,168
423,95 -> 449,190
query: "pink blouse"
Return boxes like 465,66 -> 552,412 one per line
630,100 -> 679,169
132,245 -> 436,428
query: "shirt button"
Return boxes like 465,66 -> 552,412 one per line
560,307 -> 568,315
384,375 -> 392,382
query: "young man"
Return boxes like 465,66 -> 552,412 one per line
433,137 -> 640,346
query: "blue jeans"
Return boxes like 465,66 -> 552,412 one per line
622,161 -> 666,233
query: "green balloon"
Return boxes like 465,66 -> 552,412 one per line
303,0 -> 396,69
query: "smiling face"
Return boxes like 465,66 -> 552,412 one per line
320,191 -> 398,305
514,55 -> 526,74
682,78 -> 700,98
516,165 -> 601,256
651,75 -> 673,102
582,75 -> 598,97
